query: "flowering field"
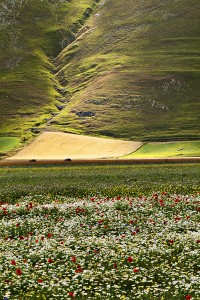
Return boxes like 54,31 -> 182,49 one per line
1,164 -> 200,202
0,193 -> 199,299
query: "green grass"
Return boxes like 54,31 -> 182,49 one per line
0,164 -> 199,202
123,141 -> 200,158
0,137 -> 20,155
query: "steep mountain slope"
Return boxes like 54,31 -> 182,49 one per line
0,0 -> 200,142
53,0 -> 200,141
0,0 -> 98,137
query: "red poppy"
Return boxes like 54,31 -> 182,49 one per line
16,268 -> 22,275
76,207 -> 85,214
47,233 -> 52,238
127,256 -> 134,263
68,291 -> 74,297
185,295 -> 192,300
174,216 -> 181,222
38,279 -> 43,283
175,198 -> 180,203
132,231 -> 136,235
133,267 -> 140,273
75,265 -> 83,273
162,191 -> 168,195
169,239 -> 174,244
113,263 -> 117,269
60,241 -> 64,244
196,240 -> 200,243
19,236 -> 24,240
70,256 -> 76,263
47,258 -> 53,263
11,260 -> 16,265
28,202 -> 33,209
159,200 -> 165,206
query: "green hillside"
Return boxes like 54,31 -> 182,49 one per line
0,0 -> 98,138
53,0 -> 200,141
0,0 -> 200,142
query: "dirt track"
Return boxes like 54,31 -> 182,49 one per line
1,157 -> 200,166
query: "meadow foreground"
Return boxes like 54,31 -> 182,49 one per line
0,164 -> 199,299
0,193 -> 199,299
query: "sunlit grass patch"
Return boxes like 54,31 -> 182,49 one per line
0,137 -> 20,154
123,141 -> 200,158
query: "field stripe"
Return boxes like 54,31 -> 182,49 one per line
1,157 -> 200,166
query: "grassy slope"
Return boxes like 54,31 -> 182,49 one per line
52,0 -> 200,141
123,141 -> 200,158
0,0 -> 96,138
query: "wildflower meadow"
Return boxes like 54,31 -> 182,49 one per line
0,192 -> 199,299
0,164 -> 199,299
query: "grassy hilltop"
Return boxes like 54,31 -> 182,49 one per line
0,0 -> 200,142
